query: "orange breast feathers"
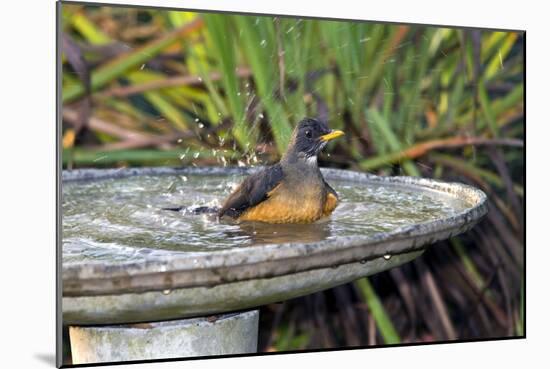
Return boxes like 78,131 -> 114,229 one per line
323,192 -> 338,217
238,183 -> 338,224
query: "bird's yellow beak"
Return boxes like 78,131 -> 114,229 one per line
320,129 -> 345,142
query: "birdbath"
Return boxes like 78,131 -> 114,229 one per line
61,166 -> 488,364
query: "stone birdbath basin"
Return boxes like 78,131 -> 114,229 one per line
61,166 -> 488,364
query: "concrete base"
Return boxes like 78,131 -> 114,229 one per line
69,310 -> 259,364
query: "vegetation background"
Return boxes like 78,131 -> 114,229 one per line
60,2 -> 524,360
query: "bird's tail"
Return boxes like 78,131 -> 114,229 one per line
162,205 -> 220,215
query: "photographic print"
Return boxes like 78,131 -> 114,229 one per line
58,1 -> 525,366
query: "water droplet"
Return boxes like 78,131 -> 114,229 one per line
195,118 -> 200,122
384,254 -> 392,260
177,138 -> 183,143
162,289 -> 171,295
198,123 -> 204,129
260,39 -> 267,47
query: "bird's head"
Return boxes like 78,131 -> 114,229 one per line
283,118 -> 344,164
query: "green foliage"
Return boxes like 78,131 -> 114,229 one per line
61,5 -> 524,174
60,4 -> 524,349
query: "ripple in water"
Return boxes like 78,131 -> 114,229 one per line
62,174 -> 467,265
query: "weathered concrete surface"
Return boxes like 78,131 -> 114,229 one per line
64,251 -> 422,324
69,310 -> 259,364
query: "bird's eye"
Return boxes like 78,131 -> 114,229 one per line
305,130 -> 312,138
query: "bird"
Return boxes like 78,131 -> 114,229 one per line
218,117 -> 344,224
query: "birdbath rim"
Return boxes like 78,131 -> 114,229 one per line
61,166 -> 488,298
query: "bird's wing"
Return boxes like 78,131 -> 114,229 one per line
218,164 -> 284,218
323,179 -> 338,199
322,179 -> 339,216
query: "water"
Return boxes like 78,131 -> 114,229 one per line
62,174 -> 468,265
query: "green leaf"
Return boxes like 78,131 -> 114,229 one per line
234,15 -> 293,153
70,12 -> 111,45
366,108 -> 420,176
356,278 -> 401,344
63,147 -> 235,166
478,83 -> 499,137
204,14 -> 249,149
126,71 -> 189,130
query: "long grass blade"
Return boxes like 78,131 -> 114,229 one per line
356,278 -> 401,344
